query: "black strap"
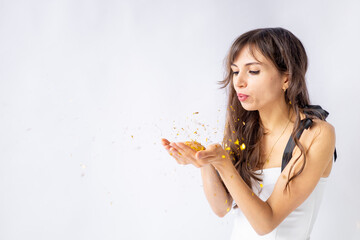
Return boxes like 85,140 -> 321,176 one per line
281,115 -> 337,172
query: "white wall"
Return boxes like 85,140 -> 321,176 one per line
0,0 -> 359,239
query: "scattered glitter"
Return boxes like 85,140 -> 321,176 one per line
225,147 -> 231,151
225,199 -> 228,204
252,192 -> 254,196
232,131 -> 235,133
289,101 -> 292,104
222,155 -> 226,158
260,183 -> 263,188
234,139 -> 240,145
131,135 -> 134,138
242,121 -> 245,125
184,141 -> 205,151
227,207 -> 230,212
240,143 -> 246,150
231,175 -> 234,178
193,112 -> 199,114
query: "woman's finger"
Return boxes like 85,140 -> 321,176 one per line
161,138 -> 170,146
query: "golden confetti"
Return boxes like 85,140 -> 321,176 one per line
184,141 -> 205,151
229,139 -> 232,142
260,183 -> 263,188
232,131 -> 235,133
237,118 -> 240,121
193,112 -> 199,114
222,155 -> 226,158
252,192 -> 254,196
227,207 -> 230,212
241,137 -> 244,140
225,199 -> 228,204
131,135 -> 134,138
230,175 -> 234,178
194,131 -> 197,134
240,143 -> 246,150
205,138 -> 208,142
289,100 -> 292,104
230,105 -> 235,111
242,121 -> 245,125
234,139 -> 240,145
225,147 -> 231,151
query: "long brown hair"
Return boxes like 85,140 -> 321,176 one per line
217,27 -> 328,209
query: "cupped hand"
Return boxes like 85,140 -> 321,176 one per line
161,138 -> 232,169
161,138 -> 201,168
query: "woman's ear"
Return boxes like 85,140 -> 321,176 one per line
282,72 -> 289,89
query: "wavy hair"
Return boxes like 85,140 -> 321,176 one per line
217,27 -> 328,209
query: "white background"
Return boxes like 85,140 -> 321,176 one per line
0,0 -> 359,239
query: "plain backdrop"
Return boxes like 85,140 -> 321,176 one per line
0,0 -> 359,239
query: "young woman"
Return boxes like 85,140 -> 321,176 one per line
161,27 -> 337,239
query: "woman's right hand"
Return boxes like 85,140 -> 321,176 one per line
161,138 -> 202,168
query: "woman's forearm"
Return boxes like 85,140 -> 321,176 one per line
200,164 -> 232,217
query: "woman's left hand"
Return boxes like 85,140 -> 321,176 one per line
194,143 -> 233,169
169,141 -> 232,169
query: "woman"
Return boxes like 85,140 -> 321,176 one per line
161,27 -> 337,239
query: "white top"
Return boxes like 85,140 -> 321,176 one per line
230,167 -> 328,240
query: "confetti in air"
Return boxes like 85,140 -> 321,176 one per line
240,143 -> 246,150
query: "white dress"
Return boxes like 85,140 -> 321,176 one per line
230,167 -> 328,240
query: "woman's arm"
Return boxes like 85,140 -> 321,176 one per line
201,164 -> 233,217
214,121 -> 336,235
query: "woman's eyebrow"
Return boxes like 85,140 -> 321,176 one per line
231,62 -> 263,67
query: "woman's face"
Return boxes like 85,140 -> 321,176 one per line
231,45 -> 288,112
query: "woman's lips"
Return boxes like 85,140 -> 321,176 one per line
237,93 -> 249,102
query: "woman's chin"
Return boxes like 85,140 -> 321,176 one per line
240,103 -> 257,111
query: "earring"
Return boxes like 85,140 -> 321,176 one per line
283,87 -> 287,92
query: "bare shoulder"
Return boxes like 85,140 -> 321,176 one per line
292,118 -> 336,177
308,119 -> 336,147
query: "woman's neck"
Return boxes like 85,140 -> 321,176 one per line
259,101 -> 293,136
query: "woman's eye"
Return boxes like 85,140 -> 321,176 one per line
232,71 -> 239,75
249,70 -> 260,75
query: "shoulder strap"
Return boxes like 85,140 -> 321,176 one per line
281,118 -> 337,172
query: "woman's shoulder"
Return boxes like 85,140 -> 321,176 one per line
294,117 -> 336,155
308,118 -> 335,139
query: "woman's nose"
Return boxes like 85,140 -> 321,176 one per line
234,74 -> 247,88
